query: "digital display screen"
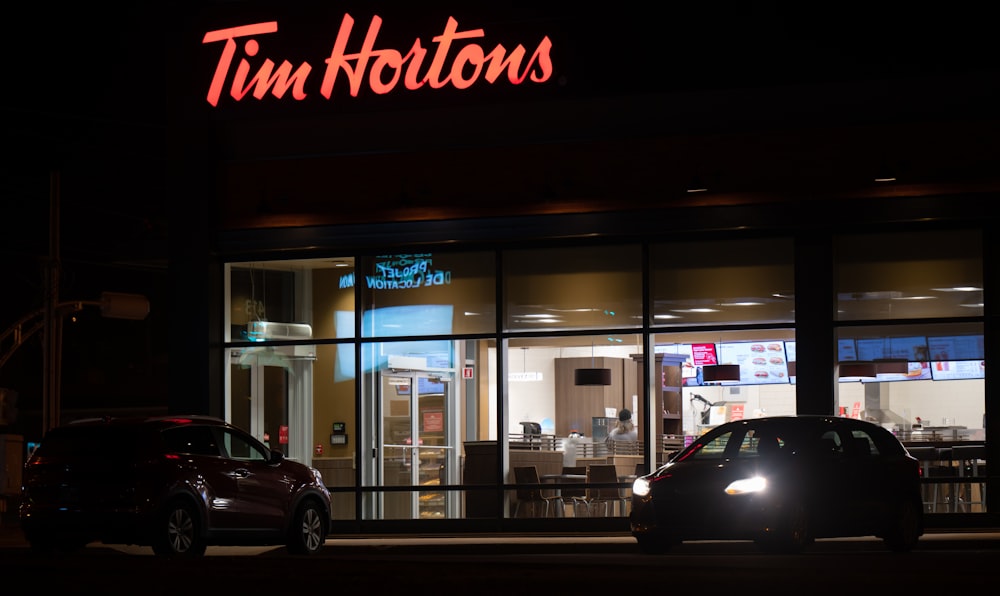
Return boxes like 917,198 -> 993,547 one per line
717,341 -> 790,385
930,360 -> 985,381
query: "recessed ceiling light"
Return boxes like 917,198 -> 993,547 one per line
931,286 -> 983,292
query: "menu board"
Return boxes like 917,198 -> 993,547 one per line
786,341 -> 797,385
717,341 -> 790,385
931,360 -> 985,380
837,339 -> 857,361
927,335 -> 985,361
855,337 -> 929,361
875,361 -> 932,382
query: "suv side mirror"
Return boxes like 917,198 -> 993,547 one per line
269,449 -> 285,463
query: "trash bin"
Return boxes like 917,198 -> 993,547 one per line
463,441 -> 499,518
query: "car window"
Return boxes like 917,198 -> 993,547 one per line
737,428 -> 786,458
162,426 -> 221,456
683,431 -> 733,460
221,428 -> 269,461
815,431 -> 844,455
849,431 -> 878,457
36,426 -> 138,459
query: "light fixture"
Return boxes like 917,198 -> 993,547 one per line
686,176 -> 708,193
702,364 -> 740,383
838,362 -> 877,380
574,368 -> 612,385
574,341 -> 612,386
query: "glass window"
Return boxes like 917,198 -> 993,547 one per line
651,237 -> 795,327
227,258 -> 355,342
835,321 -> 984,439
835,229 -> 983,321
504,244 -> 642,331
654,329 -> 797,439
360,251 -> 496,338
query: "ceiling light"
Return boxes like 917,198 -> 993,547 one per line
575,342 -> 612,386
839,362 -> 877,381
574,368 -> 612,385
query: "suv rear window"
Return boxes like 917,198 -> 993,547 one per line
35,425 -> 142,459
162,425 -> 221,456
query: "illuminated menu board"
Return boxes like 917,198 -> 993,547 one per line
855,337 -> 929,361
927,335 -> 984,361
931,360 -> 985,380
718,341 -> 790,385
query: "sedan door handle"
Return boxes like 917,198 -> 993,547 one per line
229,468 -> 251,479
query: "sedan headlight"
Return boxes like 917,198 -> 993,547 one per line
632,476 -> 651,497
724,475 -> 767,495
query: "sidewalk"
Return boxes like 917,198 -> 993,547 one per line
3,517 -> 997,553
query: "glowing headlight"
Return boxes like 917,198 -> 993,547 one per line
632,476 -> 651,497
724,476 -> 767,495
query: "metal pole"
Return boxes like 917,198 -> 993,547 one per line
43,170 -> 61,433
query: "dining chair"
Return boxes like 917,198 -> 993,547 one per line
512,465 -> 561,518
584,464 -> 627,517
559,466 -> 589,517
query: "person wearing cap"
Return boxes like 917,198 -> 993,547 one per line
607,409 -> 638,445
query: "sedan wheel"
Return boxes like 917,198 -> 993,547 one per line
883,498 -> 921,553
757,503 -> 810,554
152,502 -> 206,557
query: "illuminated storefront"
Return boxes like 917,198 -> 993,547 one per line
168,5 -> 998,532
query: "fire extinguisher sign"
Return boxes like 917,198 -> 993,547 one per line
463,367 -> 474,379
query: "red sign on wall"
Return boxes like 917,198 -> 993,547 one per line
279,425 -> 289,444
422,410 -> 443,433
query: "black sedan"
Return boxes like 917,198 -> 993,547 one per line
630,415 -> 923,554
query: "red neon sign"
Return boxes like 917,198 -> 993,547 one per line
202,14 -> 554,106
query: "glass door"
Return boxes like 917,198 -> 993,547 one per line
380,368 -> 457,519
229,346 -> 314,465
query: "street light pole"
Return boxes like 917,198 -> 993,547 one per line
43,170 -> 62,433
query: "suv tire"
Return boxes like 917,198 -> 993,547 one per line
152,501 -> 207,557
286,500 -> 326,555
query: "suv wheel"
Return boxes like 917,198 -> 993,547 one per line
152,501 -> 206,557
286,500 -> 326,555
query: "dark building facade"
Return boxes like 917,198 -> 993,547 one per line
163,3 -> 998,533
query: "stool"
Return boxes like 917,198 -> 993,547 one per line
951,444 -> 986,512
908,446 -> 944,513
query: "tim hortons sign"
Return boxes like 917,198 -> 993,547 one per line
202,14 -> 555,106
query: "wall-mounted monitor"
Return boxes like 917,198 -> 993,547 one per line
927,335 -> 985,361
855,336 -> 929,361
930,360 -> 985,380
717,341 -> 790,385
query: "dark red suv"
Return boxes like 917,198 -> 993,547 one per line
19,415 -> 332,557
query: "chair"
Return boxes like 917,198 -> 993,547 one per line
512,466 -> 561,518
951,444 -> 987,512
583,464 -> 628,517
559,466 -> 589,517
908,446 -> 944,513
